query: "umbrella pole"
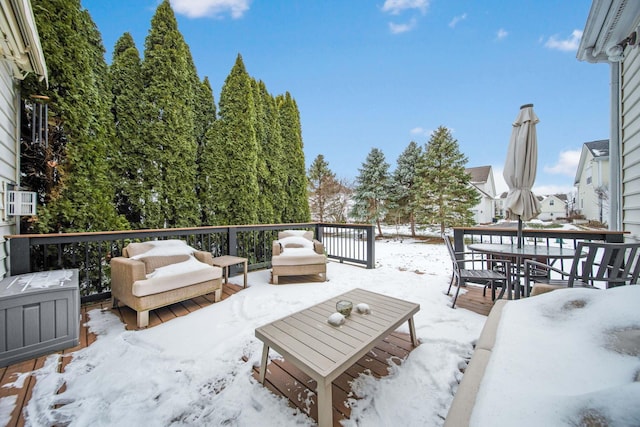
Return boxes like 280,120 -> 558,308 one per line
517,217 -> 523,248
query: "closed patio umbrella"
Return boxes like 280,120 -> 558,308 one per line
503,104 -> 541,248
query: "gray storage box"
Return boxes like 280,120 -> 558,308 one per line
0,269 -> 80,367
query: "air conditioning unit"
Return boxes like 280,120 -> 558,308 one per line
7,191 -> 37,216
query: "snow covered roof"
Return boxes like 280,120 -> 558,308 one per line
466,165 -> 491,184
585,139 -> 609,158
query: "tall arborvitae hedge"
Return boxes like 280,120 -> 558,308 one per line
257,81 -> 287,223
195,77 -> 217,224
110,33 -> 145,227
278,92 -> 310,223
21,0 -> 127,233
141,0 -> 200,228
210,54 -> 259,225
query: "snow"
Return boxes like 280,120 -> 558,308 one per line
1,231 -> 637,426
146,256 -> 213,279
129,239 -> 197,259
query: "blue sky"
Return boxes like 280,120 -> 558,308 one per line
82,0 -> 609,196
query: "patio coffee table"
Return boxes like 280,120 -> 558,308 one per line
255,288 -> 420,427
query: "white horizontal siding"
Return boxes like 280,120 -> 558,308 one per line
621,46 -> 640,242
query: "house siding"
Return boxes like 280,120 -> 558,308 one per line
621,44 -> 640,242
0,60 -> 19,278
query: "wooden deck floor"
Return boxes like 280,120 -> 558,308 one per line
0,276 -> 494,426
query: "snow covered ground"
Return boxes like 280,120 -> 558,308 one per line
1,230 -> 638,426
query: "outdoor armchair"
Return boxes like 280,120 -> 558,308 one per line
444,236 -> 512,308
524,241 -> 640,296
271,230 -> 327,284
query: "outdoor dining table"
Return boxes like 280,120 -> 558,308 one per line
468,243 -> 581,298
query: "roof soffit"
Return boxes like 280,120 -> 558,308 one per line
578,0 -> 640,63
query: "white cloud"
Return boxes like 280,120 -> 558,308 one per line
410,126 -> 433,138
496,28 -> 508,40
382,0 -> 429,15
389,19 -> 417,34
544,29 -> 583,52
449,13 -> 467,28
543,149 -> 581,176
532,184 -> 575,196
494,163 -> 576,197
170,0 -> 250,19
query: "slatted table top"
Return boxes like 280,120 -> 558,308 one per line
255,288 -> 420,383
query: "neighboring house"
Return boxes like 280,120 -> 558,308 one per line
537,194 -> 568,221
0,0 -> 48,277
494,191 -> 508,219
574,140 -> 610,223
578,1 -> 640,241
466,165 -> 496,224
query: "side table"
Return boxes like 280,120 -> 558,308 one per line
211,255 -> 248,288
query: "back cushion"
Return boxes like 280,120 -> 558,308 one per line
278,230 -> 313,241
279,236 -> 314,249
141,255 -> 191,274
123,242 -> 154,258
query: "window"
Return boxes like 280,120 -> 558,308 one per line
586,176 -> 592,185
549,199 -> 554,206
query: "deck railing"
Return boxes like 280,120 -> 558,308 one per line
453,226 -> 626,271
5,222 -> 375,302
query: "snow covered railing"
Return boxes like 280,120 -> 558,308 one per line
5,222 -> 375,302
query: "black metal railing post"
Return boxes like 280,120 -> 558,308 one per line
366,224 -> 375,269
9,237 -> 30,275
228,227 -> 237,257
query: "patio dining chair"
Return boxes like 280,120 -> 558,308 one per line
524,241 -> 640,296
444,236 -> 512,308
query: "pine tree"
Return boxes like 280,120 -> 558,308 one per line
278,92 -> 310,223
389,141 -> 422,237
211,54 -> 259,225
110,32 -> 145,227
350,148 -> 391,236
141,0 -> 199,228
308,155 -> 342,222
413,126 -> 479,234
21,0 -> 127,232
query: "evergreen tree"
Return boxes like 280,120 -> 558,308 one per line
350,148 -> 391,236
141,0 -> 200,228
278,92 -> 310,223
110,32 -> 145,227
413,126 -> 479,234
211,54 -> 259,225
258,82 -> 286,223
21,0 -> 127,232
195,77 -> 217,224
251,79 -> 274,223
308,154 -> 341,222
389,141 -> 422,237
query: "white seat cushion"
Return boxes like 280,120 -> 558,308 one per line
132,261 -> 222,297
272,248 -> 326,266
